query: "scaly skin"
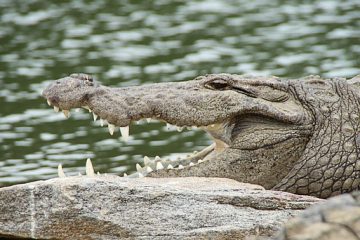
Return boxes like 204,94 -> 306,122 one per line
42,73 -> 360,198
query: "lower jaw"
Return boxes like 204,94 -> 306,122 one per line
47,101 -> 230,178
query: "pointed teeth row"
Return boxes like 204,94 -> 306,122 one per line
54,106 -> 59,112
57,158 -> 102,178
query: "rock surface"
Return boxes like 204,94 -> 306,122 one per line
0,176 -> 321,240
276,191 -> 360,240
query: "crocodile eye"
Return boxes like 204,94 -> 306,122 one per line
205,79 -> 230,90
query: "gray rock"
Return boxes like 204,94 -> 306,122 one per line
276,191 -> 360,240
0,176 -> 321,240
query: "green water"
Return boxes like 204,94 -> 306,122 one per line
0,0 -> 359,186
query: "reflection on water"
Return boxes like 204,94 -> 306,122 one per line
0,0 -> 359,186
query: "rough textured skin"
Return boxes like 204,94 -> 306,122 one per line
0,176 -> 321,240
276,191 -> 360,240
42,73 -> 360,198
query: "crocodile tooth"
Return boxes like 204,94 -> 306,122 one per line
178,164 -> 184,169
62,110 -> 70,118
120,126 -> 129,142
198,159 -> 204,163
57,164 -> 66,178
93,113 -> 98,121
54,106 -> 59,112
47,99 -> 51,106
108,124 -> 116,135
146,166 -> 153,173
167,164 -> 174,169
100,119 -> 105,127
156,162 -> 164,170
136,163 -> 142,171
123,173 -> 128,177
86,158 -> 95,177
146,118 -> 151,123
144,156 -> 151,165
155,156 -> 161,162
166,123 -> 171,130
82,106 -> 92,112
177,126 -> 184,132
97,171 -> 100,176
189,162 -> 195,166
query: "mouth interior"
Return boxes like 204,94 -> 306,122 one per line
46,99 -> 229,176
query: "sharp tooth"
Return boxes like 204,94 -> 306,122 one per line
120,126 -> 129,142
54,106 -> 59,112
108,124 -> 116,135
57,164 -> 66,178
47,99 -> 51,106
166,123 -> 172,130
167,164 -> 174,169
189,162 -> 195,166
123,173 -> 128,177
155,156 -> 161,162
144,156 -> 151,165
93,113 -> 98,121
198,159 -> 204,163
100,119 -> 105,126
177,126 -> 184,132
62,110 -> 70,118
146,118 -> 151,123
136,163 -> 142,171
97,172 -> 100,176
138,173 -> 144,178
82,106 -> 92,112
146,166 -> 153,173
86,158 -> 95,177
156,162 -> 164,170
178,164 -> 184,169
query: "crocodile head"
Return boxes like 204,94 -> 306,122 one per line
43,73 -> 360,198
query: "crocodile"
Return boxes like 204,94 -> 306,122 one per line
42,73 -> 360,199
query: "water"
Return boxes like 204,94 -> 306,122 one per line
0,0 -> 359,187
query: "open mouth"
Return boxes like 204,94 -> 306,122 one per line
45,98 -> 228,178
